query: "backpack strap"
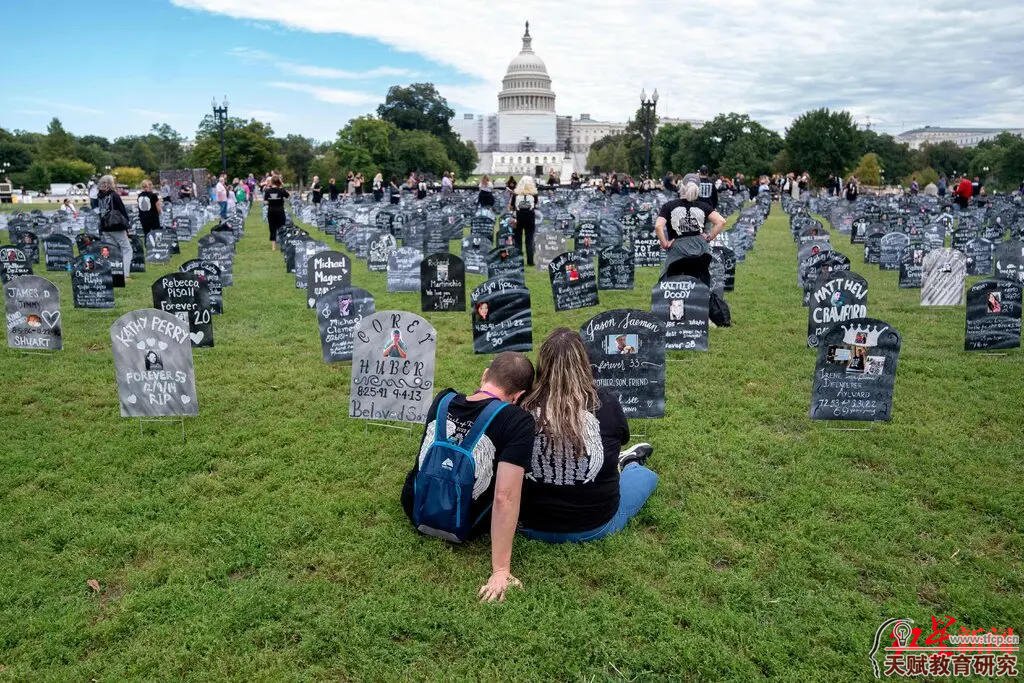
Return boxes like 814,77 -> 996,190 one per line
432,391 -> 457,445
460,399 -> 507,453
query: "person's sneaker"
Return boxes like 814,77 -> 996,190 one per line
619,442 -> 653,470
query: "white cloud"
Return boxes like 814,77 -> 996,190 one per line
176,0 -> 1024,133
16,96 -> 102,116
267,82 -> 379,106
228,47 -> 416,80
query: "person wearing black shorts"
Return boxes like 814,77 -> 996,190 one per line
263,176 -> 289,249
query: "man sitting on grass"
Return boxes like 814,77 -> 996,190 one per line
401,352 -> 536,602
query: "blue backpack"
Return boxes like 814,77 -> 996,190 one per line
413,393 -> 507,542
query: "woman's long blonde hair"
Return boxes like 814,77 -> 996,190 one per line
520,328 -> 599,456
516,175 -> 537,195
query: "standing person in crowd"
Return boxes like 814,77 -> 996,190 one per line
441,171 -> 454,194
178,181 -> 193,201
547,170 -> 559,188
263,176 -> 289,250
226,178 -> 237,214
96,174 -> 133,281
954,175 -> 973,209
844,176 -> 859,202
937,175 -> 948,197
826,174 -> 837,196
757,175 -> 770,196
400,352 -> 537,602
372,172 -> 384,202
971,175 -> 982,198
346,171 -> 356,196
310,175 -> 323,207
655,175 -> 727,287
662,171 -> 676,193
137,179 -> 162,235
234,178 -> 248,205
328,177 -> 339,202
416,175 -> 428,200
505,175 -> 517,206
160,181 -> 172,204
570,171 -> 581,189
215,174 -> 228,218
696,165 -> 719,210
354,173 -> 364,196
517,328 -> 657,543
87,178 -> 100,209
389,176 -> 401,205
512,175 -> 538,267
909,176 -> 920,195
61,198 -> 78,217
478,174 -> 495,209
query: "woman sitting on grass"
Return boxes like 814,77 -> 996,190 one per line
518,328 -> 658,543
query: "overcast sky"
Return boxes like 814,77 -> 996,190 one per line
3,0 -> 1022,140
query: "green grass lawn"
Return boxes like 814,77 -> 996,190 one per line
1,203 -> 1021,680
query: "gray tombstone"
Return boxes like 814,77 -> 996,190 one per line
4,275 -> 62,351
651,276 -> 710,351
810,318 -> 901,421
460,235 -> 489,275
486,246 -> 525,281
807,272 -> 869,348
579,309 -> 666,418
0,245 -> 32,283
387,247 -> 423,292
316,286 -> 375,363
994,240 -> 1024,285
144,229 -> 175,264
964,279 -> 1022,351
349,310 -> 436,424
921,248 -> 967,306
879,233 -> 910,271
367,233 -> 397,273
549,251 -> 598,311
110,308 -> 198,417
534,226 -> 568,270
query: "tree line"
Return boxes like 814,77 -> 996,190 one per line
588,107 -> 1024,192
1,82 -> 478,192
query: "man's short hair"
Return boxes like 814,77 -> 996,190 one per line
487,352 -> 535,395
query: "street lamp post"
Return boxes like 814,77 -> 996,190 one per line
639,88 -> 658,179
212,96 -> 229,175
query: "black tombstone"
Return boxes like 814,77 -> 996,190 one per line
386,246 -> 423,292
598,245 -> 635,290
420,253 -> 466,312
964,237 -> 994,276
549,251 -> 598,311
180,259 -> 224,314
44,235 -> 75,272
810,318 -> 901,421
460,235 -> 489,275
197,233 -> 235,285
471,277 -> 533,353
579,309 -> 666,418
145,229 -> 175,264
315,286 -> 375,362
806,271 -> 869,347
152,272 -> 214,347
0,245 -> 33,283
306,251 -> 351,308
367,232 -> 397,273
994,240 -> 1024,285
486,246 -> 525,281
964,279 -> 1022,351
70,254 -> 114,309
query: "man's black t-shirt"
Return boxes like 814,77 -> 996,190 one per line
698,175 -> 719,209
263,188 -> 289,212
658,198 -> 714,240
137,191 -> 160,231
328,183 -> 338,201
311,182 -> 322,204
401,390 -> 535,535
519,388 -> 629,532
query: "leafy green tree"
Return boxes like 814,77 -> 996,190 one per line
111,166 -> 147,188
859,129 -> 916,184
377,83 -> 455,139
147,123 -> 185,169
903,167 -> 939,188
0,141 -> 34,173
129,140 -> 158,172
653,123 -> 696,177
390,129 -> 451,177
442,135 -> 478,177
190,116 -> 283,179
278,134 -> 316,186
23,162 -> 50,191
995,134 -> 1024,191
74,141 -> 113,171
47,158 -> 96,183
784,108 -> 861,182
309,149 -> 345,184
850,152 -> 882,186
42,118 -> 75,160
918,140 -> 971,179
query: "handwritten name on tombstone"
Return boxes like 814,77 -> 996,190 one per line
879,232 -> 910,271
994,240 -> 1024,285
4,275 -> 62,351
534,226 -> 568,270
863,230 -> 884,265
598,245 -> 635,290
580,309 -> 666,418
294,241 -> 328,291
964,279 -> 1022,351
461,235 -> 488,275
0,245 -> 32,283
316,286 -> 375,362
110,308 -> 198,417
898,240 -> 926,289
712,246 -> 736,291
198,234 -> 235,286
575,218 -> 599,258
152,272 -> 214,347
145,229 -> 175,264
471,277 -> 533,354
965,237 -> 994,276
420,253 -> 466,312
807,272 -> 869,347
349,310 -> 436,423
549,251 -> 598,311
486,246 -> 525,281
651,276 -> 710,351
368,233 -> 397,272
810,318 -> 901,421
633,227 -> 663,268
921,248 -> 967,306
180,259 -> 223,314
71,254 -> 114,309
306,251 -> 351,308
44,235 -> 75,272
387,246 -> 423,293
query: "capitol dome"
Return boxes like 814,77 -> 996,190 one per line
498,22 -> 556,114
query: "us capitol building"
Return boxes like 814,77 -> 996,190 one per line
452,22 -> 700,179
